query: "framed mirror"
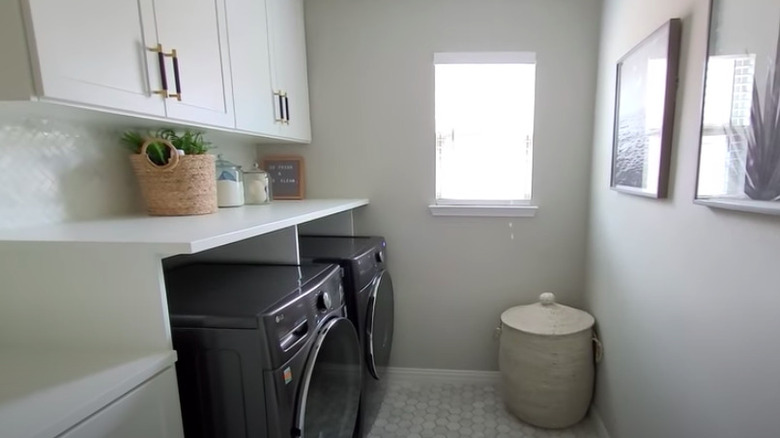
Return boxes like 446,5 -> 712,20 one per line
695,0 -> 780,215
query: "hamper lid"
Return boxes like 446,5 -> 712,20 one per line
500,293 -> 594,336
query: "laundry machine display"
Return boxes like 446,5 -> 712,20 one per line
298,236 -> 395,438
165,263 -> 362,438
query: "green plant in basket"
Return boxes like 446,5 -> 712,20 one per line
121,128 -> 212,166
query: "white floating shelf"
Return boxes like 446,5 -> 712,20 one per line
0,199 -> 369,255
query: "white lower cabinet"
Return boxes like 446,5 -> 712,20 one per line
57,368 -> 183,438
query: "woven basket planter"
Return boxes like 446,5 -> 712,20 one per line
130,138 -> 217,216
498,293 -> 602,429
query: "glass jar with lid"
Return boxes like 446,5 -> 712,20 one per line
243,163 -> 272,204
215,154 -> 244,207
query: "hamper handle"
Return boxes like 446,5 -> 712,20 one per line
592,334 -> 604,363
493,320 -> 502,340
139,138 -> 180,171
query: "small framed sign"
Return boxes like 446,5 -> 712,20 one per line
261,155 -> 305,200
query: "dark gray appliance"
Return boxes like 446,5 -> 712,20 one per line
165,263 -> 362,438
298,236 -> 395,438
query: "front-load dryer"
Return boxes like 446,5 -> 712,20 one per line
298,236 -> 395,438
165,263 -> 362,438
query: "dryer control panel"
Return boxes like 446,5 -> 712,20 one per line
354,250 -> 384,290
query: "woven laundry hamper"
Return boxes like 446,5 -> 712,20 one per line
498,293 -> 602,429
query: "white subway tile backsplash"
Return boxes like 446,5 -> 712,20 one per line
0,116 -> 143,229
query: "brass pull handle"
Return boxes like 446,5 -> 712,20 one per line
283,93 -> 290,125
148,44 -> 169,98
273,90 -> 284,123
165,48 -> 182,101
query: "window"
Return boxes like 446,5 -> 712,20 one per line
431,52 -> 537,217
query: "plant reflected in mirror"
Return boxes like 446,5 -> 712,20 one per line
696,0 -> 780,214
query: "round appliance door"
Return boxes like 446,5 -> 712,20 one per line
294,317 -> 361,438
366,270 -> 395,380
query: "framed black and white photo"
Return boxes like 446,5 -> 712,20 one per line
695,0 -> 780,215
611,19 -> 682,198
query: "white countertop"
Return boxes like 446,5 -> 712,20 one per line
0,199 -> 368,255
0,349 -> 177,438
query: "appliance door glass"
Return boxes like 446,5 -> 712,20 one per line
295,317 -> 361,438
366,270 -> 395,380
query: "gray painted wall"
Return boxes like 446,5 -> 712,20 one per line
274,0 -> 602,370
586,0 -> 780,436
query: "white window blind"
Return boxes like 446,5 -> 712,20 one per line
434,52 -> 536,205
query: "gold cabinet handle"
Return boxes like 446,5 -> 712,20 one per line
282,92 -> 290,125
147,44 -> 169,98
147,44 -> 182,101
165,48 -> 182,101
273,90 -> 285,123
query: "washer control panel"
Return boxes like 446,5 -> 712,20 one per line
309,265 -> 345,324
316,290 -> 332,312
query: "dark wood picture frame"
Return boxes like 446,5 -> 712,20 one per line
610,18 -> 682,198
260,155 -> 305,200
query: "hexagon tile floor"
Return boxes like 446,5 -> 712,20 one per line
367,380 -> 603,438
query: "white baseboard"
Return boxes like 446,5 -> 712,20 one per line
385,367 -> 501,385
589,404 -> 611,438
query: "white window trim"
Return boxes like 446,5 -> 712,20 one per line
433,52 -> 536,64
435,199 -> 531,206
428,203 -> 538,218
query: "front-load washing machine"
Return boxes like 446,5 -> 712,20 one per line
165,263 -> 362,438
298,236 -> 395,438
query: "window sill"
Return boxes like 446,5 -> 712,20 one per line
428,204 -> 538,218
694,198 -> 780,216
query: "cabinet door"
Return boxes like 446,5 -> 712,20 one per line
26,0 -> 166,116
267,0 -> 312,142
154,0 -> 235,128
226,0 -> 279,135
56,368 -> 183,438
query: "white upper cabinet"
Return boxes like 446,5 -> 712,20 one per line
22,0 -> 165,117
0,0 -> 312,141
226,0 -> 277,135
153,0 -> 234,127
2,0 -> 234,128
227,0 -> 312,141
266,0 -> 312,142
